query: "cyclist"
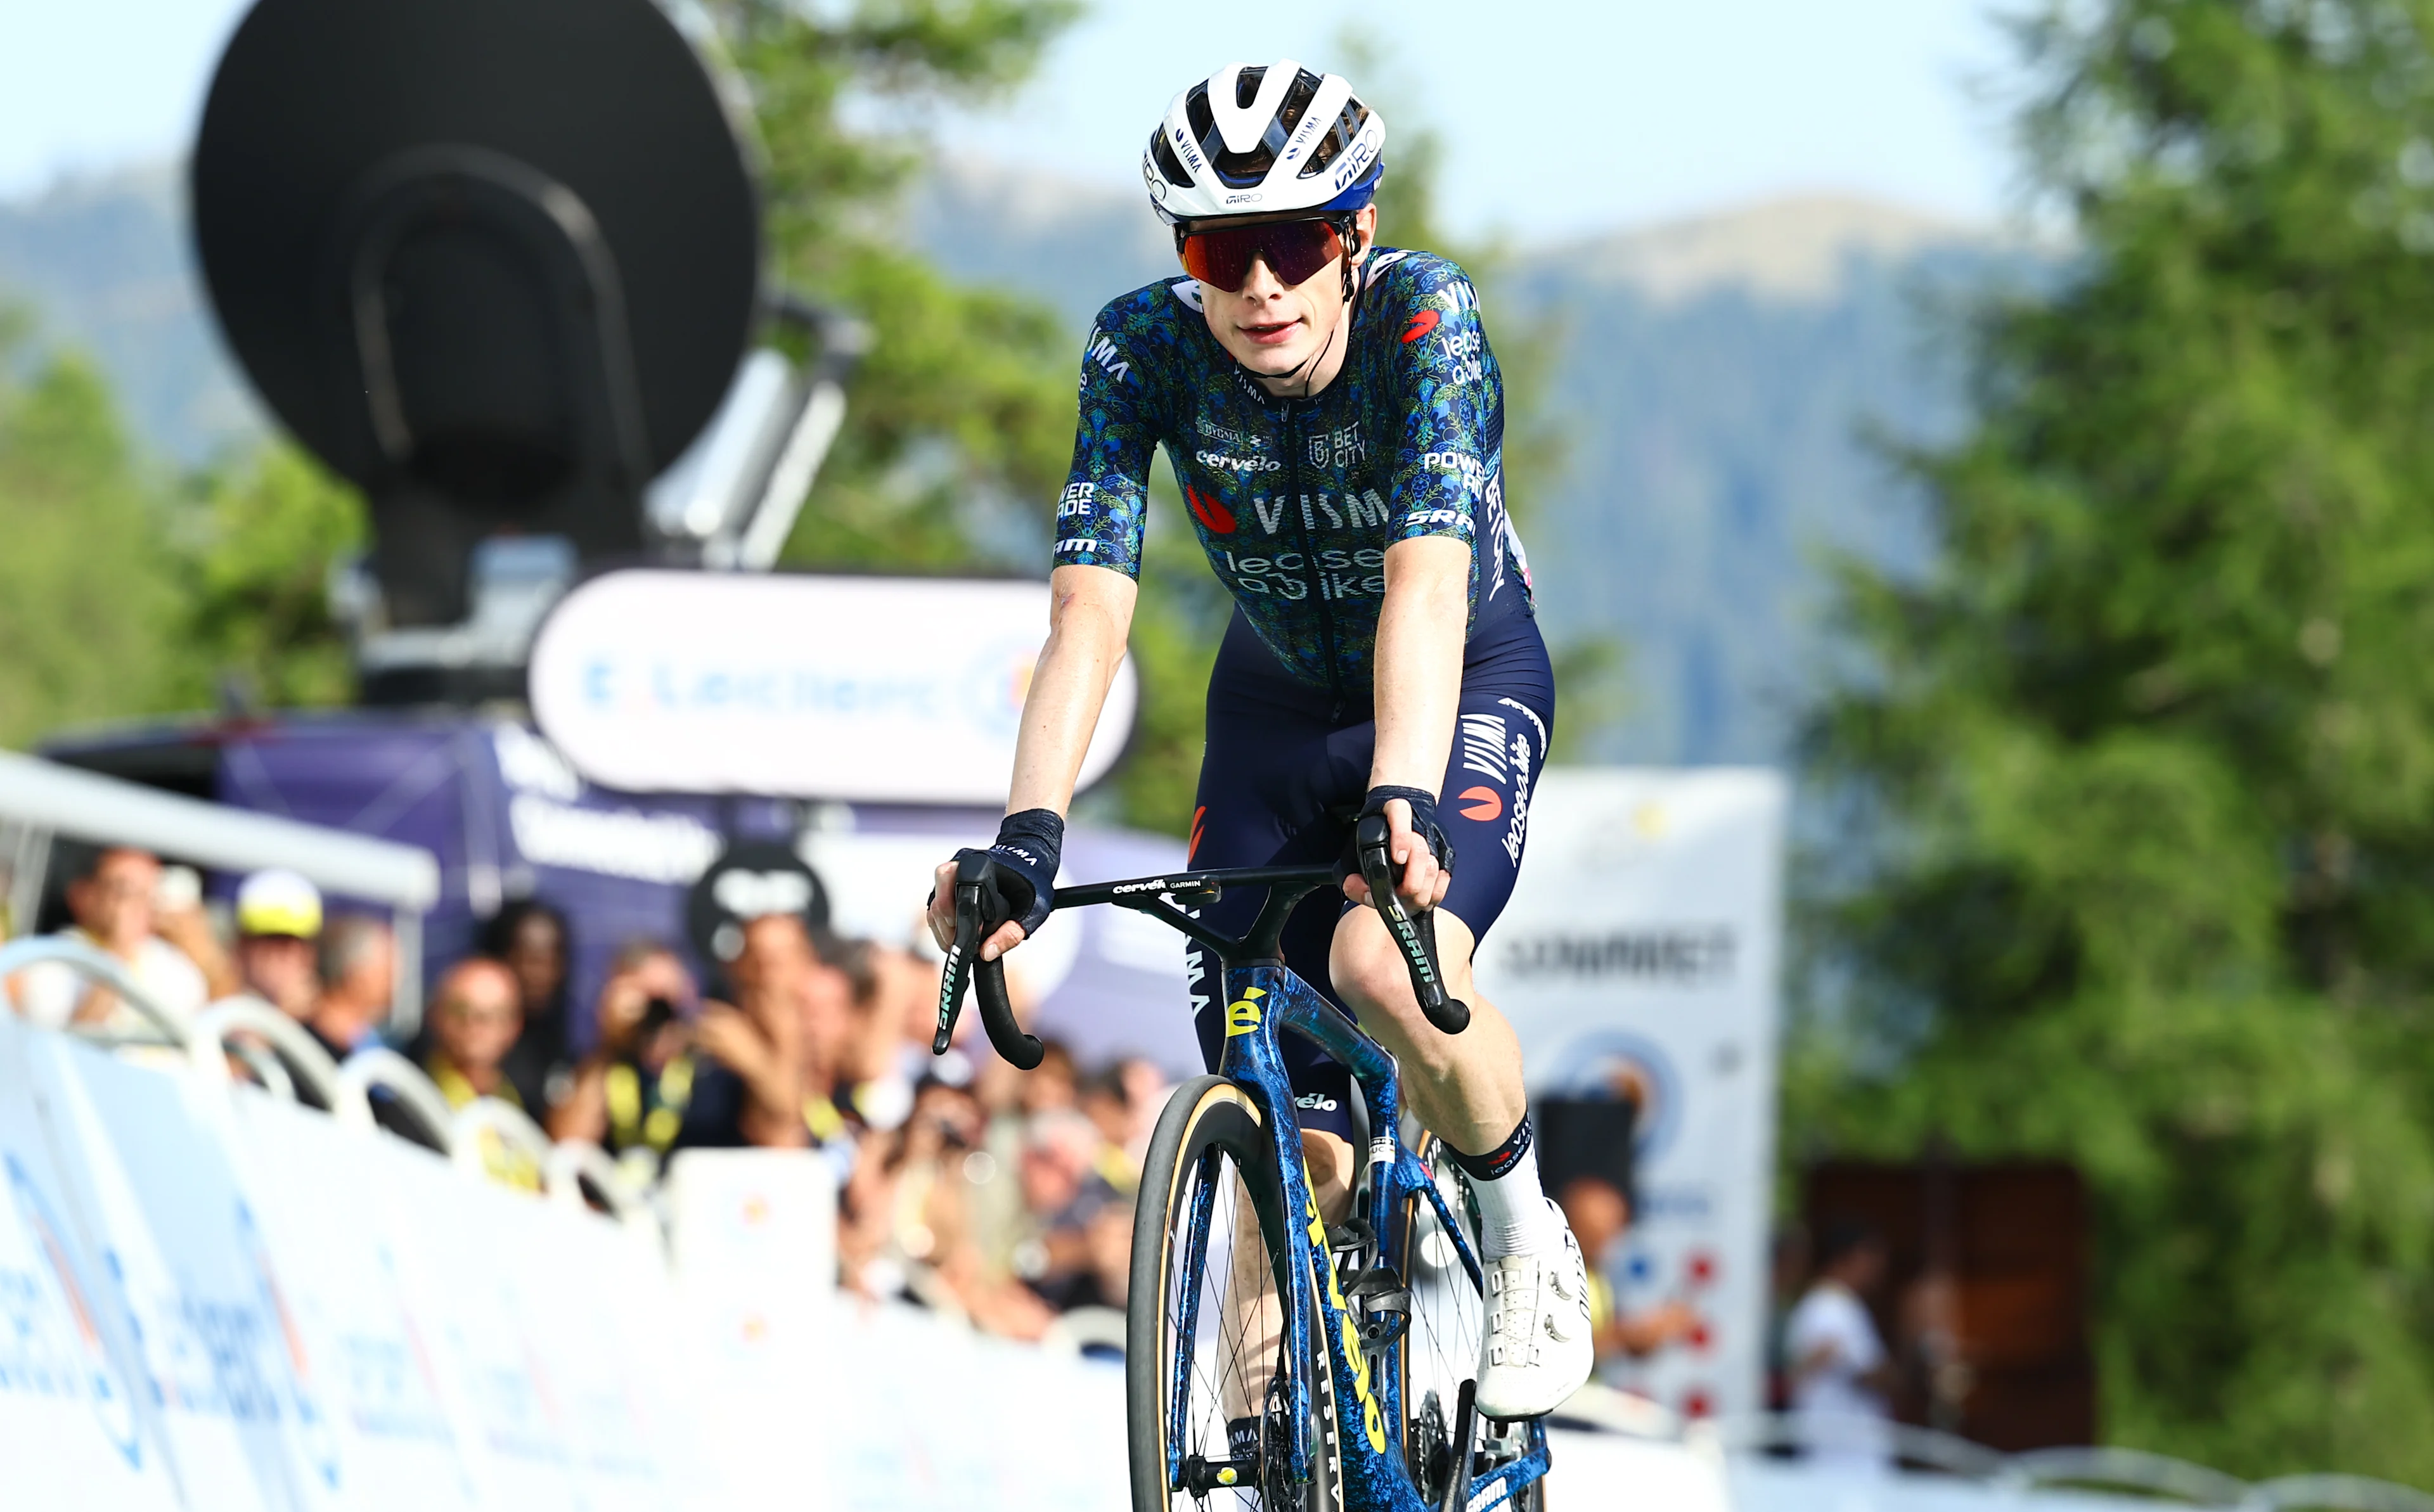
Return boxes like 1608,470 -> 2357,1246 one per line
929,58 -> 1592,1419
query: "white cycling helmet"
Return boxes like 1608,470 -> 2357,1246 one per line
1142,60 -> 1386,226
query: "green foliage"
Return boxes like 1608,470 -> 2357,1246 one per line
710,0 -> 1082,574
1802,0 -> 2434,1481
0,321 -> 186,746
179,442 -> 365,711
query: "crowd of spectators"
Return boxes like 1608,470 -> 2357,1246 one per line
0,842 -> 1166,1342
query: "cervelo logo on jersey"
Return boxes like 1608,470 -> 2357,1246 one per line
1184,484 -> 1236,534
1401,309 -> 1440,344
1085,328 -> 1131,383
1457,786 -> 1502,821
1195,449 -> 1280,474
1294,1091 -> 1341,1113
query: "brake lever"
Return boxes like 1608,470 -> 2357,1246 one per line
933,851 -> 1045,1070
1355,812 -> 1471,1035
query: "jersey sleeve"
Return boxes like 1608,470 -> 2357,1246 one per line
1383,260 -> 1498,548
1053,296 -> 1162,579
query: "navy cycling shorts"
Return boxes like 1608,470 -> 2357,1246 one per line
1186,601 -> 1555,1140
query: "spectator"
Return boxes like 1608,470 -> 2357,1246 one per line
1767,1222 -> 1812,1413
481,899 -> 571,1114
1555,1174 -> 1697,1366
550,939 -> 701,1185
420,959 -> 526,1112
1078,1065 -> 1147,1195
7,846 -> 208,1036
307,914 -> 394,1060
153,864 -> 238,1001
873,942 -> 963,1087
234,868 -> 323,1019
676,914 -> 811,1153
840,1077 -> 1055,1339
1788,1217 -> 1898,1473
1013,1107 -> 1125,1310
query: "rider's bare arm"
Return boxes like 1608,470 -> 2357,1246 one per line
1347,534 -> 1469,913
929,563 -> 1137,959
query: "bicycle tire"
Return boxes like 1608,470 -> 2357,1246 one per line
1128,1075 -> 1345,1512
1395,1134 -> 1544,1512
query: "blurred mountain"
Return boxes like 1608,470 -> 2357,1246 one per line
0,164 -> 263,463
0,160 -> 2030,764
1504,200 -> 2026,765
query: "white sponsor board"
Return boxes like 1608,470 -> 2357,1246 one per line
528,570 -> 1138,802
0,1013 -> 182,1511
1473,767 -> 1787,1424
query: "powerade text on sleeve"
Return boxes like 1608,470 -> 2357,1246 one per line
1054,250 -> 1534,695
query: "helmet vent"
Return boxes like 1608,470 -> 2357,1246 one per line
1149,130 -> 1193,188
1235,66 -> 1266,108
1299,99 -> 1371,179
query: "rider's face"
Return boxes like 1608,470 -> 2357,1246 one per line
1197,205 -> 1377,381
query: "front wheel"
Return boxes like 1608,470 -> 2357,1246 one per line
1128,1076 -> 1344,1512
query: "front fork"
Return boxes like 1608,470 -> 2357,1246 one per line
1214,963 -> 1417,1487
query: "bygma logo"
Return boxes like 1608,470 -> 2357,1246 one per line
5,1153 -> 143,1467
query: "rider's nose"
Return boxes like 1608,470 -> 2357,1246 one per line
1239,252 -> 1285,299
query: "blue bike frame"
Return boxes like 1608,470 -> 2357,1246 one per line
1178,958 -> 1551,1512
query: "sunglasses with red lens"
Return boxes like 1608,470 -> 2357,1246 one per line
1176,217 -> 1353,293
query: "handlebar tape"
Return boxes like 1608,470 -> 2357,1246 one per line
1355,813 -> 1471,1035
934,850 -> 1045,1070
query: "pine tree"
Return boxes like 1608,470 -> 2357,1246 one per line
1802,0 -> 2434,1480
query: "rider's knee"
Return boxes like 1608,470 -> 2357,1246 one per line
1329,928 -> 1412,1020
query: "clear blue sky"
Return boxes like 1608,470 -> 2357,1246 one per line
0,0 -> 2017,243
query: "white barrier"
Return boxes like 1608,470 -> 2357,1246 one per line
11,1004 -> 2426,1512
0,1009 -> 726,1511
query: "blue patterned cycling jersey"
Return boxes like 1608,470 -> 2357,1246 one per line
1053,247 -> 1534,696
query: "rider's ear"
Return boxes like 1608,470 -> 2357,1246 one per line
1349,207 -> 1377,263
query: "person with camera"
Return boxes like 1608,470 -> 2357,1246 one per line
549,939 -> 703,1181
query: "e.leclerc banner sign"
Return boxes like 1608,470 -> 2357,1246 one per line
529,571 -> 1138,802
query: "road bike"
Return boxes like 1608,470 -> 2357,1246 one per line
939,816 -> 1552,1512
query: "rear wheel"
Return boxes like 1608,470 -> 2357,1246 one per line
1396,1134 -> 1545,1511
1128,1076 -> 1344,1512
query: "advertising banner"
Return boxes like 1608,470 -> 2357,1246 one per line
528,570 -> 1138,802
0,1013 -> 181,1511
1472,767 -> 1788,1423
27,1030 -> 349,1511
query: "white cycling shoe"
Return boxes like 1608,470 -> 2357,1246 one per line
1474,1202 -> 1595,1420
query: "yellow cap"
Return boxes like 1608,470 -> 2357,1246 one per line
236,869 -> 323,939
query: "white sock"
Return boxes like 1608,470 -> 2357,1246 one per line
1454,1122 -> 1564,1260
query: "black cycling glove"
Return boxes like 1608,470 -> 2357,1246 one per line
954,808 -> 1064,940
1345,785 -> 1456,880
